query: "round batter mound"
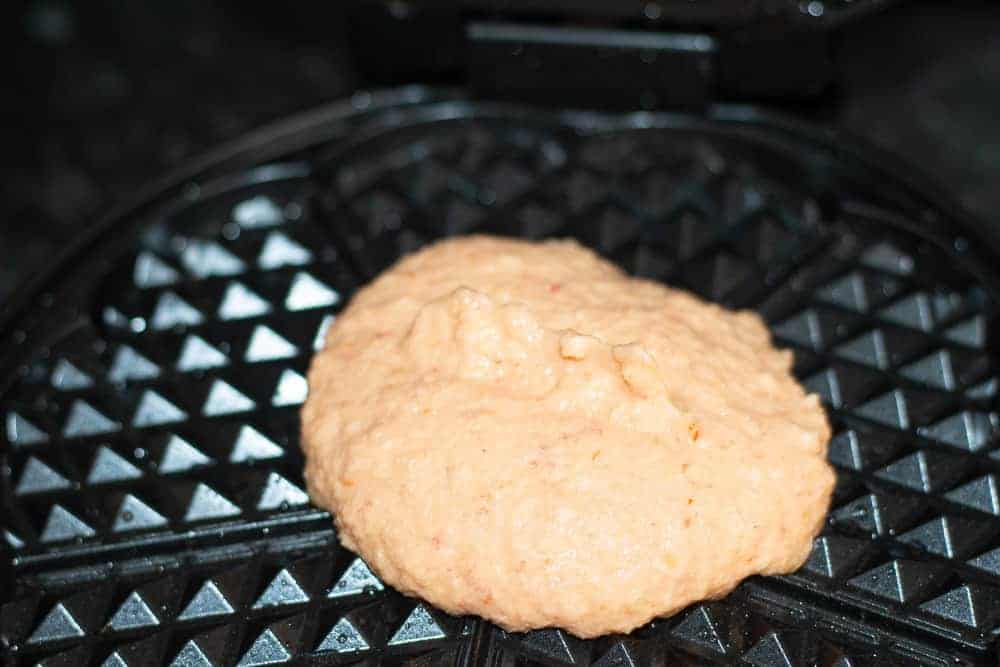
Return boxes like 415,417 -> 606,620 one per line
302,235 -> 834,638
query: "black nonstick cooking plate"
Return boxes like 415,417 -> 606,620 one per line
3,87 -> 1000,666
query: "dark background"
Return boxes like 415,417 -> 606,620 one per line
4,0 -> 1000,305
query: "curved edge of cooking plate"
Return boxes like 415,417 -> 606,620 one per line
4,88 -> 998,381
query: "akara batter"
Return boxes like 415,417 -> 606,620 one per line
302,236 -> 834,638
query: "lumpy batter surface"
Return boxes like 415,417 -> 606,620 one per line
302,235 -> 834,638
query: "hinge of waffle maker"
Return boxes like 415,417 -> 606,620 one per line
465,22 -> 715,110
344,2 -> 839,110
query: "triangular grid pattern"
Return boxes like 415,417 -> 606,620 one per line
315,122 -> 1000,664
3,102 -> 999,666
1,208 -> 342,553
8,550 -> 468,664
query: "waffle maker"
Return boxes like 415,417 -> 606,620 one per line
5,2 -> 1000,665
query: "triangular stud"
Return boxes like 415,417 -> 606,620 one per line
181,240 -> 246,279
388,605 -> 446,645
16,456 -> 71,495
742,632 -> 793,667
815,272 -> 868,311
592,641 -> 641,667
258,232 -> 312,270
671,605 -> 726,655
107,346 -> 161,384
63,399 -> 120,438
802,535 -> 868,578
831,493 -> 883,535
772,309 -> 823,350
28,602 -> 85,644
968,377 -> 998,399
827,430 -> 863,470
88,446 -> 143,484
203,379 -> 255,416
245,325 -> 298,363
169,624 -> 234,667
237,629 -> 291,667
102,306 -> 131,330
159,434 -> 213,474
848,559 -> 938,603
316,616 -> 370,654
803,368 -> 842,408
4,529 -> 26,549
178,581 -> 235,621
898,516 -> 957,558
921,585 -> 980,627
879,293 -> 933,331
931,288 -> 965,320
6,411 -> 48,446
944,316 -> 985,348
258,472 -> 309,511
151,291 -> 204,330
272,369 -> 307,407
102,651 -> 129,667
834,330 -> 888,369
218,282 -> 271,321
329,558 -> 383,598
946,475 -> 1000,515
41,504 -> 96,542
313,314 -> 335,351
50,359 -> 94,391
234,196 -> 284,228
969,547 -> 1000,575
515,629 -> 579,664
176,335 -> 229,372
830,492 -> 924,537
920,411 -> 995,451
133,389 -> 187,428
285,272 -> 339,311
113,494 -> 168,532
861,241 -> 914,275
900,350 -> 956,390
184,483 -> 241,522
253,569 -> 310,609
230,425 -> 283,463
134,251 -> 180,288
107,591 -> 159,631
854,390 -> 909,430
170,641 -> 214,667
874,451 -> 932,492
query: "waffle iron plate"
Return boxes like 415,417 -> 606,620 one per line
3,88 -> 1000,666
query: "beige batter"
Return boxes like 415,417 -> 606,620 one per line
302,235 -> 834,638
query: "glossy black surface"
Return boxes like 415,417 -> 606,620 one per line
3,91 -> 1000,665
